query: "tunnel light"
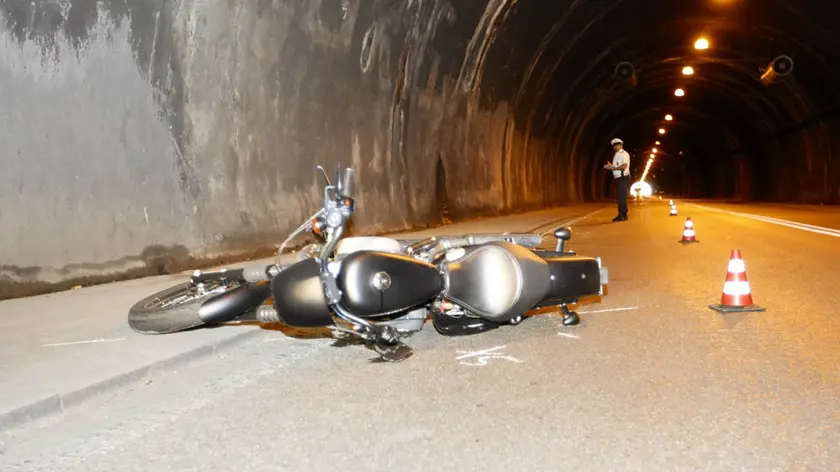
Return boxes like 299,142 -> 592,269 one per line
665,115 -> 673,121
694,38 -> 709,50
658,128 -> 666,135
631,181 -> 653,198
682,66 -> 694,76
652,148 -> 658,153
674,88 -> 685,97
650,153 -> 655,158
655,141 -> 661,145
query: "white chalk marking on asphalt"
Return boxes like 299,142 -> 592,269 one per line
539,207 -> 607,237
688,204 -> 840,238
556,332 -> 580,339
42,338 -> 126,347
456,345 -> 523,366
578,306 -> 639,314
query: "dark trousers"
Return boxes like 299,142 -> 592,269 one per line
615,175 -> 630,217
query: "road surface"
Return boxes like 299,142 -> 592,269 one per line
1,200 -> 839,471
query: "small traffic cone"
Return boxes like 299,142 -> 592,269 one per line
669,200 -> 674,206
669,204 -> 678,216
678,217 -> 699,243
709,250 -> 766,313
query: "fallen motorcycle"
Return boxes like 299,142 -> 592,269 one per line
128,165 -> 609,362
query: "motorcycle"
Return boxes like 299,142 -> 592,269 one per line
128,165 -> 609,362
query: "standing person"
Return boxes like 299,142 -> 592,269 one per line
604,138 -> 631,222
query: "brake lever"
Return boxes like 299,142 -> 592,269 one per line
316,165 -> 332,186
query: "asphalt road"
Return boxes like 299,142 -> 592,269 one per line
2,200 -> 840,471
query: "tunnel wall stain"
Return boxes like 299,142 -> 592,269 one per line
0,0 -> 568,298
4,0 -> 837,299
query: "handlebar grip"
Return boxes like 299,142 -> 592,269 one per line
191,268 -> 245,284
191,265 -> 274,284
340,168 -> 354,198
334,167 -> 343,194
241,265 -> 273,282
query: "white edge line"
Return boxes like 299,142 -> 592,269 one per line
42,338 -> 127,347
688,204 -> 840,238
578,306 -> 639,314
738,213 -> 840,233
540,207 -> 607,237
455,345 -> 507,359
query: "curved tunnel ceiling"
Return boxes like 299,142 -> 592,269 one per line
478,0 -> 840,201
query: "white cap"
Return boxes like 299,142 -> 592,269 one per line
611,138 -> 623,145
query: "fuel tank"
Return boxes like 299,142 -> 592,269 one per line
442,241 -> 551,322
270,258 -> 334,328
336,251 -> 443,317
532,251 -> 603,308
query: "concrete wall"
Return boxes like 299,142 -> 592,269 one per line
2,0 -> 837,299
0,0 -> 575,298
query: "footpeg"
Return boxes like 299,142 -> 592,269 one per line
559,303 -> 581,326
372,342 -> 414,362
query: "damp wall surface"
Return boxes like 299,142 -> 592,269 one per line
0,0 -> 575,297
3,0 -> 838,299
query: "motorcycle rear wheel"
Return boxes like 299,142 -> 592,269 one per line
128,280 -> 242,334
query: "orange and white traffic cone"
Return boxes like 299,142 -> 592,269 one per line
709,250 -> 766,313
669,204 -> 678,216
678,217 -> 699,243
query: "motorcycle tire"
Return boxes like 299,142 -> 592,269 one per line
128,280 -> 241,334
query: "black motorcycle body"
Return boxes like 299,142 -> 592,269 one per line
269,252 -> 443,328
127,165 -> 609,362
259,239 -> 604,333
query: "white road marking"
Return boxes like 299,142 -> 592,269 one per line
539,207 -> 607,237
578,306 -> 639,314
688,204 -> 840,238
556,332 -> 580,339
42,338 -> 126,347
455,345 -> 523,366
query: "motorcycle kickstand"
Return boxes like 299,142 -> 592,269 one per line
332,306 -> 414,362
559,303 -> 581,326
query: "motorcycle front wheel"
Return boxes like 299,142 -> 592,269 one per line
128,279 -> 243,334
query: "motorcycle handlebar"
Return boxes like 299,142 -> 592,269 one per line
191,264 -> 286,285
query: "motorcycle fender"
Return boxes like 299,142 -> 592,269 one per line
198,282 -> 272,324
533,252 -> 603,307
270,258 -> 334,328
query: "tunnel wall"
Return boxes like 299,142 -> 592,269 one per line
756,114 -> 840,204
0,0 -> 572,298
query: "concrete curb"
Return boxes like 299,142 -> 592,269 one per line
0,328 -> 265,432
0,206 -> 609,433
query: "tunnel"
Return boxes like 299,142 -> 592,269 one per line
1,0 -> 838,298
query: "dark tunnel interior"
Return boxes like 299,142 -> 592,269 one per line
484,0 -> 840,203
2,0 -> 840,293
